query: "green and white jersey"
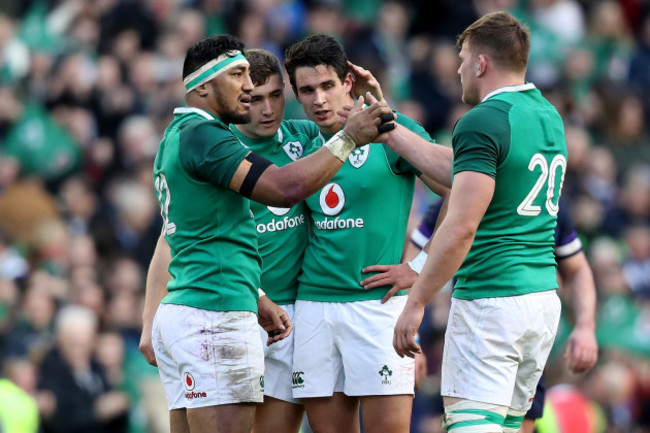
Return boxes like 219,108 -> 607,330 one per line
452,84 -> 567,300
230,120 -> 320,305
298,113 -> 431,302
153,107 -> 260,313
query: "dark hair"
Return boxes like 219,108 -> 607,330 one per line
245,49 -> 283,87
457,11 -> 530,73
182,35 -> 245,80
284,34 -> 349,90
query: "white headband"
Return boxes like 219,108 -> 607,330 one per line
183,50 -> 249,94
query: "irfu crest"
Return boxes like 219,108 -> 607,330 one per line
283,141 -> 303,161
349,144 -> 369,168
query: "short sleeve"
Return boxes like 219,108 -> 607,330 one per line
180,121 -> 251,188
384,112 -> 434,176
451,102 -> 512,179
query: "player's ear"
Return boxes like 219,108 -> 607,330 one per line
343,72 -> 353,93
477,54 -> 487,77
195,83 -> 210,98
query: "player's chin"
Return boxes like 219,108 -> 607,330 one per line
229,112 -> 252,125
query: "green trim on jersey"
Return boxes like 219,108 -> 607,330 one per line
452,85 -> 567,300
298,113 -> 429,302
154,107 -> 260,313
230,120 -> 320,305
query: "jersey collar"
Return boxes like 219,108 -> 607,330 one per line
173,107 -> 216,120
482,82 -> 536,102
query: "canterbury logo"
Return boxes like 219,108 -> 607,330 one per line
292,371 -> 304,385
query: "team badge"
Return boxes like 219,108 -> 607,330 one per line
283,141 -> 303,161
349,144 -> 369,168
267,206 -> 291,216
319,183 -> 345,216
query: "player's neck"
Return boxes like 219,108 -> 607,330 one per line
479,71 -> 527,102
186,96 -> 220,120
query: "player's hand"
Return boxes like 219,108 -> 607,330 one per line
393,302 -> 424,358
360,263 -> 418,304
339,93 -> 396,145
139,321 -> 157,367
341,93 -> 394,144
414,351 -> 427,391
565,325 -> 598,373
348,61 -> 384,103
257,295 -> 293,346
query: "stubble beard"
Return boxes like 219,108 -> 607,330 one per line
215,86 -> 251,125
221,110 -> 251,125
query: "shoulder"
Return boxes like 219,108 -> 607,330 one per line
303,133 -> 326,156
283,119 -> 321,138
184,118 -> 231,141
394,112 -> 433,141
455,100 -> 511,135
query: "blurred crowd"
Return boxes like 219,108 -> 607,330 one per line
0,0 -> 648,432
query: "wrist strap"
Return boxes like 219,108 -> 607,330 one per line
258,288 -> 266,297
407,251 -> 428,274
324,130 -> 357,162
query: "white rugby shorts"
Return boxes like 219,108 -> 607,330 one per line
258,303 -> 300,404
152,304 -> 264,410
292,297 -> 415,398
440,290 -> 561,411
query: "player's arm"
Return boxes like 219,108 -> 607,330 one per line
230,96 -> 395,207
394,171 -> 494,358
382,123 -> 454,188
558,251 -> 598,373
139,232 -> 172,366
361,198 -> 447,303
338,93 -> 453,187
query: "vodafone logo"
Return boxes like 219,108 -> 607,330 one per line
319,183 -> 345,216
267,206 -> 291,216
183,372 -> 195,391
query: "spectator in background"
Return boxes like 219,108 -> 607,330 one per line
0,227 -> 28,281
3,283 -> 55,362
0,0 -> 650,431
38,305 -> 129,433
621,224 -> 650,298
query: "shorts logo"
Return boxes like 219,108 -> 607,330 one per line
283,141 -> 303,161
292,371 -> 305,389
379,365 -> 392,385
183,372 -> 195,391
349,144 -> 369,168
319,183 -> 345,216
260,375 -> 264,392
183,372 -> 207,399
267,206 -> 291,216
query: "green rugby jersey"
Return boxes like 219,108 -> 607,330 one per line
153,107 -> 261,313
298,113 -> 431,302
452,84 -> 567,300
230,120 -> 319,305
